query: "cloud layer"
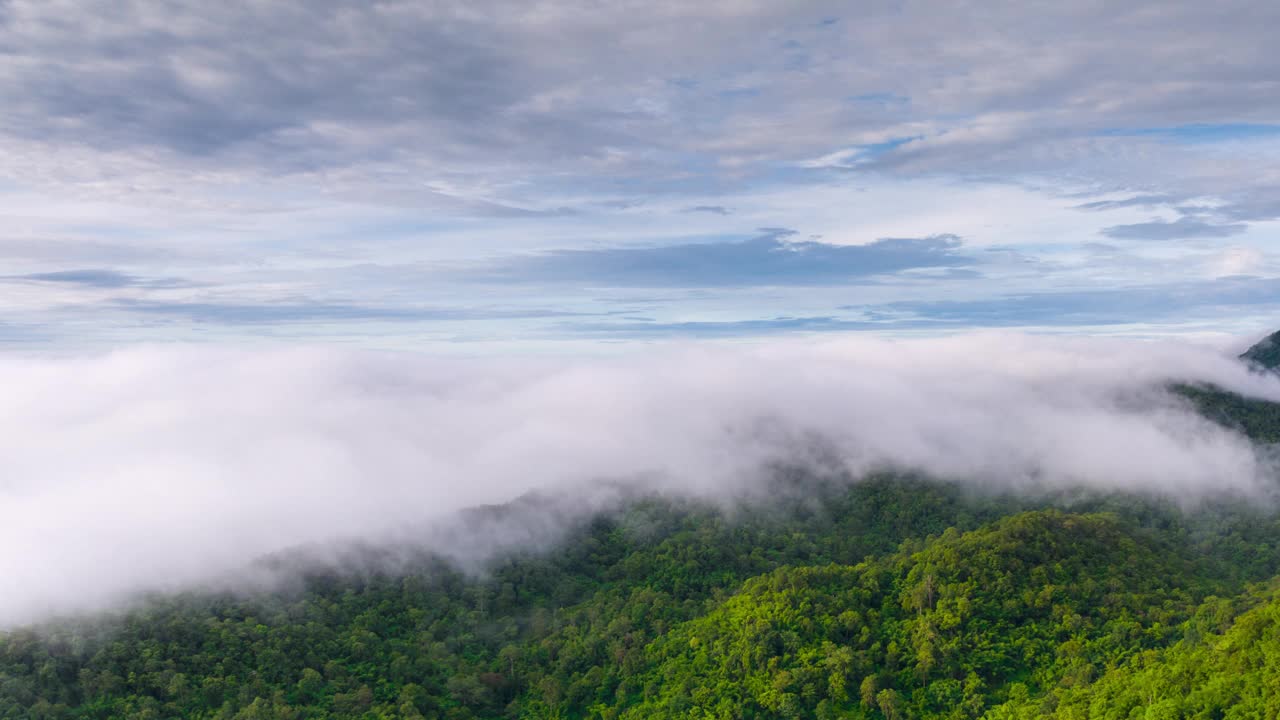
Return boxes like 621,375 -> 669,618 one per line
4,1 -> 1277,186
2,332 -> 1280,625
1,2 -> 1279,343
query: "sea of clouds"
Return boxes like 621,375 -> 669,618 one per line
3,331 -> 1280,625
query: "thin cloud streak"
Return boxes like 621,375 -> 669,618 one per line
1102,217 -> 1250,241
474,232 -> 973,287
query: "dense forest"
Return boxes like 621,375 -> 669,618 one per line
6,334 -> 1280,719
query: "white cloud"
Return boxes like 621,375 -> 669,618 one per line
0,332 -> 1277,625
1211,246 -> 1268,277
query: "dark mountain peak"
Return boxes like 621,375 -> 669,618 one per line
1241,330 -> 1280,370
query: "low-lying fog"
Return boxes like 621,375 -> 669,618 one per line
3,331 -> 1279,625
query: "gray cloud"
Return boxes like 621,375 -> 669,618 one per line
1,1 -> 1277,194
1101,217 -> 1249,240
682,205 -> 731,215
17,269 -> 139,288
0,0 -> 645,180
4,268 -> 192,290
477,231 -> 973,287
1214,195 -> 1280,223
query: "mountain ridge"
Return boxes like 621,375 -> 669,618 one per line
1242,329 -> 1280,370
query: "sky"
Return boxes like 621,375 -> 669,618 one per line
2,1 -> 1280,349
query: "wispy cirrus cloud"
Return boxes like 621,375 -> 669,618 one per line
567,315 -> 879,337
16,269 -> 140,288
7,269 -> 191,289
1074,195 -> 1182,212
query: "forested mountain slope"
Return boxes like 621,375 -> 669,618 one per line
1241,330 -> 1280,371
617,511 -> 1216,719
989,583 -> 1280,719
5,335 -> 1280,719
7,488 -> 1280,720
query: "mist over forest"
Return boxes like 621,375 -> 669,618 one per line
2,332 -> 1279,626
7,331 -> 1280,718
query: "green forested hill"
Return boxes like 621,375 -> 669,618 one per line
989,583 -> 1280,719
6,480 -> 1280,720
7,345 -> 1280,719
618,511 -> 1214,720
1170,331 -> 1280,443
1242,330 -> 1280,371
